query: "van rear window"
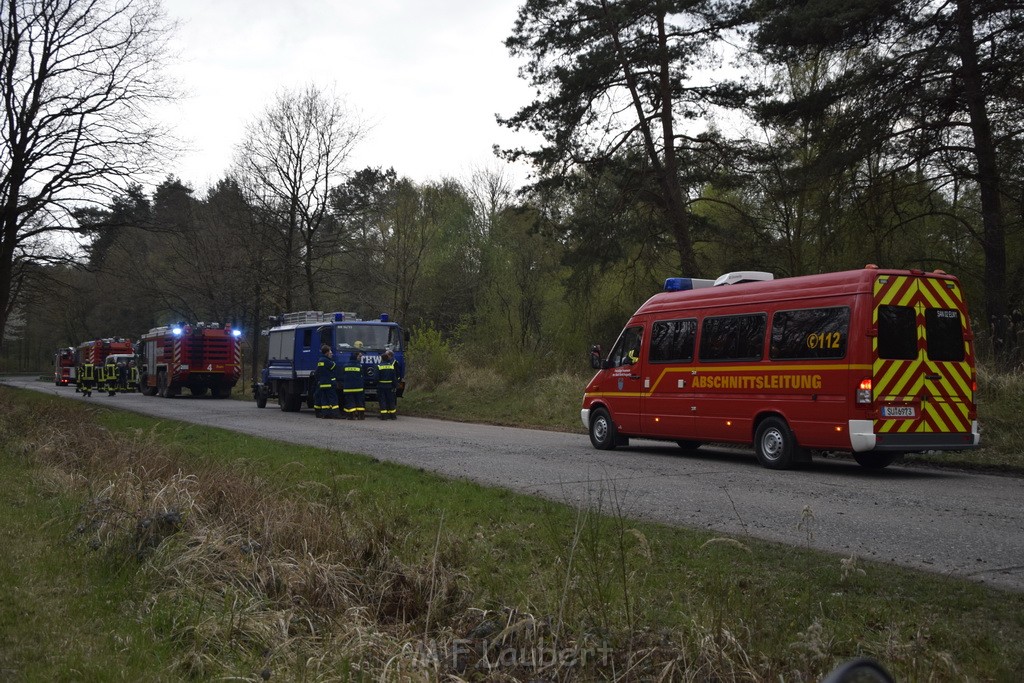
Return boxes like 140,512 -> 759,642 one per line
699,314 -> 766,361
651,319 -> 697,362
877,305 -> 918,359
925,309 -> 965,361
770,307 -> 849,360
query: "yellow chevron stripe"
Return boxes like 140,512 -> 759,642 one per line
874,361 -> 906,397
896,283 -> 917,307
922,278 -> 961,310
876,276 -> 908,306
917,281 -> 943,310
878,419 -> 898,433
926,403 -> 949,432
932,400 -> 960,432
877,359 -> 925,398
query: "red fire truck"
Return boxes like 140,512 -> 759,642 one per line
582,267 -> 980,470
75,338 -> 134,395
54,347 -> 76,386
138,322 -> 242,398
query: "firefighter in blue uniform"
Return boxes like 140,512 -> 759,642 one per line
341,347 -> 366,420
314,345 -> 340,418
376,350 -> 398,419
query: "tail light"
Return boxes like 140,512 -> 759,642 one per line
857,378 -> 872,404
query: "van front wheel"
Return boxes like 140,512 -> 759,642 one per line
755,417 -> 800,469
589,408 -> 617,450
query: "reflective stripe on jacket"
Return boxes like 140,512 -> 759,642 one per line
342,363 -> 364,391
377,362 -> 396,385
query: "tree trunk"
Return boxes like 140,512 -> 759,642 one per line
955,0 -> 1007,352
305,235 -> 316,310
602,2 -> 698,277
656,12 -> 698,277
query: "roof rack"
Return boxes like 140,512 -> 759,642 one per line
273,311 -> 361,325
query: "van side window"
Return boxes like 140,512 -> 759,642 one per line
770,307 -> 849,360
699,314 -> 767,361
609,326 -> 643,368
650,319 -> 696,363
925,309 -> 965,361
877,305 -> 918,360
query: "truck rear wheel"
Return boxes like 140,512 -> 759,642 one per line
278,385 -> 302,412
254,385 -> 268,408
140,375 -> 158,396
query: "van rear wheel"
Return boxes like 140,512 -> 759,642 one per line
755,417 -> 801,469
589,408 -> 617,450
853,453 -> 901,469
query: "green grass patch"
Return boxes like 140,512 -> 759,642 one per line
5,386 -> 1021,680
0,433 -> 175,679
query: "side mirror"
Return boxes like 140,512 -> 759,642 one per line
589,345 -> 603,370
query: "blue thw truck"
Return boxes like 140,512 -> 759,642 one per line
253,311 -> 407,412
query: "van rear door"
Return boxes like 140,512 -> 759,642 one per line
872,273 -> 976,440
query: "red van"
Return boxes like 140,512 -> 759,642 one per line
581,267 -> 980,469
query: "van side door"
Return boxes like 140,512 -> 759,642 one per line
644,318 -> 698,439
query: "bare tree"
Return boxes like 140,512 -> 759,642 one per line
235,84 -> 364,311
0,0 -> 178,348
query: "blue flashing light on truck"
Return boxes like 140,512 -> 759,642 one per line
252,310 -> 408,411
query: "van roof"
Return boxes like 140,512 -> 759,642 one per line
636,267 -> 961,317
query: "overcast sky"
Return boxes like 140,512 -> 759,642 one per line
159,0 -> 537,191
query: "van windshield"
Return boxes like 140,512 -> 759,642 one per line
608,326 -> 642,368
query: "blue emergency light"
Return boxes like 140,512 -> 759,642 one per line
664,277 -> 715,292
664,277 -> 694,292
232,329 -> 242,338
171,326 -> 183,336
380,313 -> 389,322
333,312 -> 345,322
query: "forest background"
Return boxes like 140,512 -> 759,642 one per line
2,0 -> 1023,381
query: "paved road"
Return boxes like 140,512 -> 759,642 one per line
4,376 -> 1023,592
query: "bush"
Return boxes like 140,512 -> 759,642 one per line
407,324 -> 455,390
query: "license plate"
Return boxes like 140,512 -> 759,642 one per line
881,406 -> 916,418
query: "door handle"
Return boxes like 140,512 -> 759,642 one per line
925,373 -> 941,380
630,375 -> 641,380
